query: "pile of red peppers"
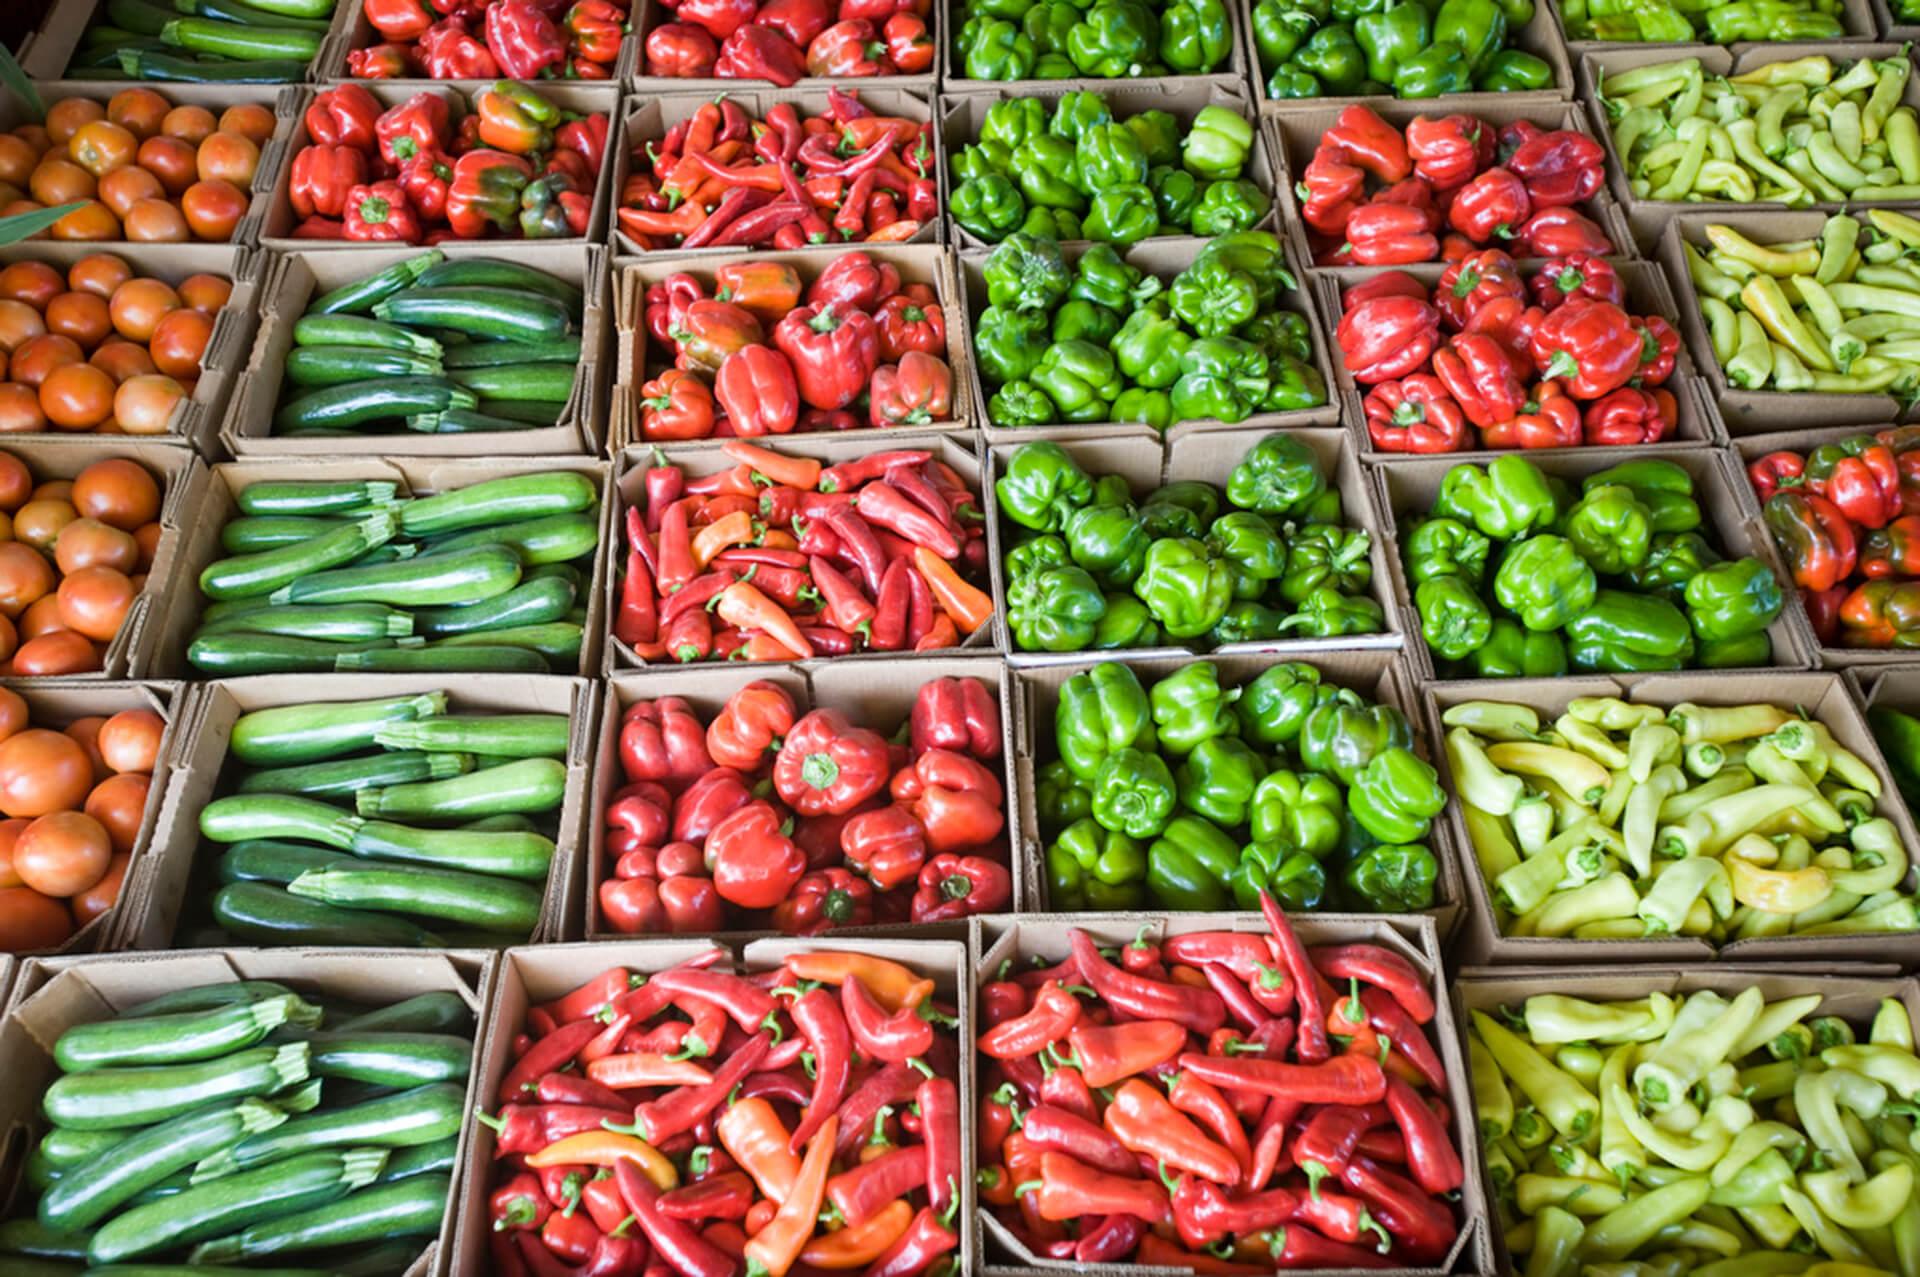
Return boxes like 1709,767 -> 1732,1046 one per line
643,0 -> 931,86
482,949 -> 963,1277
600,674 -> 1010,934
289,85 -> 609,242
1749,428 -> 1920,647
619,94 -> 935,250
614,440 -> 989,662
978,899 -> 1464,1271
1298,105 -> 1616,268
353,0 -> 625,80
1342,253 -> 1682,452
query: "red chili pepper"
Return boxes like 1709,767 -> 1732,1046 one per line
1066,1018 -> 1186,1090
1022,1104 -> 1135,1177
863,1202 -> 958,1277
784,986 -> 851,1155
1025,1151 -> 1170,1226
1070,929 -> 1225,1036
537,1073 -> 629,1112
616,1162 -> 735,1277
627,1032 -> 770,1145
1342,1155 -> 1455,1262
478,1105 -> 633,1157
492,1170 -> 552,1232
1309,945 -> 1435,1024
980,982 -> 1081,1061
1382,1074 -> 1462,1195
1292,1101 -> 1389,1195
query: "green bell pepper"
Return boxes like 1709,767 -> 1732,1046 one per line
1160,0 -> 1232,71
1566,589 -> 1696,673
951,140 -> 1013,183
983,99 -> 1049,151
1417,574 -> 1494,661
1093,746 -> 1177,838
1169,256 -> 1259,338
1494,535 -> 1598,632
1048,93 -> 1112,143
1180,106 -> 1253,181
1197,231 -> 1296,307
1112,388 -> 1171,430
1065,500 -> 1150,588
1241,663 -> 1343,749
1090,473 -> 1130,509
1035,758 -> 1094,836
965,18 -> 1038,79
1564,484 -> 1654,576
1250,768 -> 1343,857
1404,516 -> 1491,585
1178,735 -> 1267,826
1192,180 -> 1273,236
1211,601 -> 1291,643
1344,844 -> 1438,912
1227,433 -> 1328,518
1033,340 -> 1124,420
1149,165 -> 1203,229
1292,24 -> 1367,94
1140,501 -> 1206,541
1066,0 -> 1158,76
952,176 -> 1026,241
1009,564 -> 1106,651
1233,841 -> 1328,911
1150,481 -> 1222,523
1283,588 -> 1385,637
1267,64 -> 1324,98
1698,632 -> 1771,668
973,0 -> 1034,22
990,380 -> 1056,428
1473,618 -> 1568,678
1150,660 -> 1242,754
983,233 -> 1072,311
1005,533 -> 1070,581
1476,48 -> 1552,91
1332,0 -> 1388,19
1348,746 -> 1447,844
1394,40 -> 1473,95
1084,184 -> 1160,245
1173,336 -> 1271,424
1432,0 -> 1504,71
1134,536 -> 1234,638
1355,1 -> 1429,83
1683,558 -> 1783,642
1263,354 -> 1327,411
1252,0 -> 1322,65
1094,593 -> 1162,648
974,305 -> 1051,384
1282,523 -> 1371,603
1052,299 -> 1122,346
1434,454 -> 1558,539
1048,817 -> 1148,909
1034,52 -> 1079,77
1077,123 -> 1149,189
1242,310 -> 1314,364
1624,531 -> 1721,601
1071,242 -> 1160,310
1057,661 -> 1155,781
1024,0 -> 1081,52
1582,460 -> 1700,535
1123,110 -> 1183,167
1021,207 -> 1083,239
1211,511 -> 1290,598
1013,135 -> 1088,212
1147,814 -> 1241,910
1110,300 -> 1191,389
997,441 -> 1094,531
1300,693 -> 1411,785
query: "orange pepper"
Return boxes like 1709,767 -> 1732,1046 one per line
585,1052 -> 714,1089
525,1132 -> 678,1190
744,1115 -> 838,1277
722,441 -> 819,489
783,952 -> 932,1013
717,1096 -> 800,1203
798,1199 -> 913,1268
714,579 -> 811,658
867,219 -> 922,243
690,510 -> 756,569
912,547 -> 991,634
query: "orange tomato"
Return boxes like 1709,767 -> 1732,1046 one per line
7,335 -> 83,388
181,179 -> 245,242
161,104 -> 217,144
14,498 -> 76,550
17,594 -> 65,640
97,708 -> 163,773
49,202 -> 119,242
73,458 -> 159,529
90,339 -> 156,383
68,121 -> 137,178
0,690 -> 25,743
63,717 -> 106,779
177,273 -> 231,314
0,728 -> 94,817
218,103 -> 275,146
0,135 -> 37,186
0,818 -> 22,888
12,810 -> 111,896
0,261 -> 61,310
44,292 -> 111,348
14,125 -> 50,153
107,89 -> 170,141
135,135 -> 196,196
86,775 -> 148,856
0,385 -> 46,433
29,158 -> 96,206
45,99 -> 106,146
67,253 -> 132,299
148,307 -> 212,378
55,520 -> 138,575
39,363 -> 114,430
195,130 -> 259,186
112,373 -> 183,435
57,565 -> 134,641
108,278 -> 179,342
10,630 -> 96,676
0,454 -> 30,509
122,199 -> 188,243
132,522 -> 160,569
97,165 -> 162,219
72,849 -> 129,924
0,885 -> 74,951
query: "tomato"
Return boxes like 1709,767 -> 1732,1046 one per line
148,307 -> 211,378
90,339 -> 156,383
122,199 -> 188,243
0,385 -> 45,433
107,89 -> 170,141
39,363 -> 115,430
44,292 -> 110,348
72,458 -> 159,530
86,774 -> 148,857
64,715 -> 107,779
13,810 -> 111,897
218,104 -> 276,146
58,566 -> 134,641
195,131 -> 259,186
69,121 -> 137,178
0,818 -> 23,887
17,593 -> 64,640
97,166 -> 162,220
55,519 -> 138,575
49,201 -> 119,242
161,105 -> 217,144
113,373 -> 183,435
135,136 -> 197,196
0,135 -> 37,187
45,99 -> 106,147
178,273 -> 231,313
67,253 -> 132,299
29,158 -> 96,206
0,728 -> 94,817
7,334 -> 83,387
0,261 -> 61,310
97,708 -> 163,773
108,278 -> 179,342
0,299 -> 48,353
72,849 -> 129,924
11,629 -> 97,676
181,179 -> 245,242
0,885 -> 73,951
132,522 -> 159,570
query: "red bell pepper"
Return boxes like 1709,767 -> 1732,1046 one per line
444,148 -> 532,237
566,0 -> 626,62
1529,252 -> 1621,312
485,0 -> 568,77
714,24 -> 807,85
1404,113 -> 1491,191
343,181 -> 421,242
1749,450 -> 1806,500
1632,315 -> 1679,387
1363,375 -> 1469,454
556,115 -> 609,171
1298,146 -> 1366,237
1506,129 -> 1605,207
1582,385 -> 1674,446
714,345 -> 801,437
1434,249 -> 1524,330
1841,580 -> 1920,646
1861,515 -> 1920,578
376,91 -> 451,166
1342,202 -> 1438,266
1529,299 -> 1642,400
705,680 -> 795,769
618,698 -> 711,787
883,12 -> 932,72
705,800 -> 806,908
1323,106 -> 1410,183
775,708 -> 890,815
874,295 -> 945,360
290,145 -> 366,220
674,300 -> 764,374
365,0 -> 435,41
417,18 -> 499,78
807,19 -> 890,76
640,368 -> 716,443
1447,167 -> 1529,243
347,42 -> 414,77
1514,206 -> 1614,257
679,0 -> 756,38
911,677 -> 1000,758
758,0 -> 833,45
808,252 -> 900,311
772,305 -> 881,410
869,352 -> 952,427
1432,333 -> 1526,428
477,81 -> 561,156
841,804 -> 928,890
306,84 -> 382,150
1342,270 -> 1428,313
1336,295 -> 1441,384
771,867 -> 874,933
910,853 -> 1011,921
1807,435 -> 1901,529
646,21 -> 719,75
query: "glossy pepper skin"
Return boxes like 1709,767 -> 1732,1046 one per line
1530,300 -> 1642,400
1282,524 -> 1370,604
1565,589 -> 1696,672
1299,694 -> 1411,786
1146,814 -> 1240,910
997,442 -> 1094,533
1056,662 -> 1155,783
1625,531 -> 1720,601
1493,535 -> 1597,632
1473,618 -> 1567,677
1133,538 -> 1234,638
1807,435 -> 1902,530
1563,484 -> 1653,575
1233,839 -> 1326,911
1092,746 -> 1178,839
1338,295 -> 1442,384
1009,565 -> 1107,652
1048,817 -> 1148,909
1176,736 -> 1266,827
1433,454 -> 1558,539
975,306 -> 1051,385
1765,490 -> 1858,593
1683,558 -> 1783,643
1345,844 -> 1438,912
1227,434 -> 1328,518
1583,460 -> 1700,535
1347,746 -> 1446,844
1417,574 -> 1492,661
1841,581 -> 1920,648
1404,517 -> 1490,586
984,234 -> 1072,312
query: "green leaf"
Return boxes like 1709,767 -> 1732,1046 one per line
0,46 -> 43,125
0,201 -> 85,247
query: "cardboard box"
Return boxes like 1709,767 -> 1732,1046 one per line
1372,444 -> 1812,683
938,83 -> 1275,253
938,0 -> 1245,97
959,238 -> 1341,441
9,33 -> 325,133
1269,100 -> 1635,276
0,946 -> 493,1277
451,938 -> 972,1272
222,243 -> 611,459
602,434 -> 994,670
584,657 -> 1018,937
0,680 -> 180,957
1241,4 -> 1574,116
609,89 -> 942,258
1545,0 -> 1878,56
259,83 -> 623,251
627,0 -> 939,94
143,456 -> 611,683
1656,210 -> 1915,435
127,673 -> 596,951
1006,654 -> 1464,938
1870,0 -> 1920,38
985,426 -> 1403,661
611,245 -> 973,448
1430,668 -> 1920,965
1579,44 -> 1920,247
974,913 -> 1491,1277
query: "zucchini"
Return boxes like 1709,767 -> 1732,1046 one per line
378,1138 -> 457,1184
119,46 -> 312,79
374,288 -> 570,342
174,0 -> 333,29
336,991 -> 473,1035
199,512 -> 397,601
287,864 -> 543,933
355,757 -> 565,819
188,634 -> 412,676
405,408 -> 547,434
285,347 -> 443,387
291,1033 -> 471,1087
372,713 -> 571,758
232,692 -> 445,765
400,472 -> 597,536
275,377 -> 474,434
40,1096 -> 291,1231
335,645 -> 550,673
211,882 -> 443,949
433,622 -> 583,666
88,1148 -> 387,1264
159,15 -> 322,58
216,0 -> 333,17
38,1127 -> 123,1169
440,337 -> 582,369
193,1083 -> 463,1182
200,794 -> 361,847
0,1218 -> 90,1259
412,258 -> 583,311
197,602 -> 414,643
446,363 -> 574,403
55,994 -> 321,1073
465,813 -> 540,832
217,840 -> 355,885
530,562 -> 585,589
238,749 -> 468,798
310,252 -> 443,316
105,0 -> 174,35
190,1173 -> 449,1264
43,1042 -> 310,1131
423,511 -> 598,565
221,515 -> 350,553
291,315 -> 439,357
238,480 -> 399,516
350,819 -> 556,880
410,576 -> 574,638
475,398 -> 564,426
271,544 -> 521,608
119,982 -> 292,1020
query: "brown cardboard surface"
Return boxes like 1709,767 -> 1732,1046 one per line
984,426 -> 1404,661
130,674 -> 596,950
974,913 -> 1491,1277
0,242 -> 264,452
627,0 -> 939,95
960,237 -> 1341,440
1657,210 -> 1913,435
1007,656 -> 1463,940
1268,101 -> 1635,276
453,938 -> 971,1275
938,84 -> 1275,253
223,242 -> 609,458
1547,0 -> 1878,54
611,245 -> 972,446
609,88 -> 942,257
1429,668 -> 1920,965
584,657 -> 1018,938
0,680 -> 180,957
603,433 -> 994,670
1372,443 -> 1812,683
0,946 -> 493,1277
1579,44 -> 1920,247
145,456 -> 612,682
259,83 -> 623,251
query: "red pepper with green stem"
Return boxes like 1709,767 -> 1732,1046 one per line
623,1031 -> 770,1144
911,854 -> 1011,923
832,1062 -> 925,1163
1065,1019 -> 1187,1090
616,1162 -> 738,1277
446,149 -> 532,238
1749,451 -> 1806,500
1291,1101 -> 1389,1195
841,973 -> 933,1063
784,986 -> 849,1153
1341,1155 -> 1455,1262
1025,1151 -> 1170,1225
1038,1047 -> 1098,1120
1447,168 -> 1529,243
1359,987 -> 1445,1091
1528,301 -> 1644,399
1172,1176 -> 1302,1249
1310,944 -> 1435,1023
493,1171 -> 552,1232
1069,929 -> 1225,1036
826,1145 -> 925,1226
376,92 -> 450,166
479,1105 -> 634,1157
862,1201 -> 959,1277
1265,1224 -> 1396,1269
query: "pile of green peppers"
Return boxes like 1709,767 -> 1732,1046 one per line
1251,0 -> 1551,100
951,94 -> 1270,245
1040,659 -> 1446,914
1404,455 -> 1787,676
975,231 -> 1328,429
998,435 -> 1385,650
953,0 -> 1233,80
1563,0 -> 1844,41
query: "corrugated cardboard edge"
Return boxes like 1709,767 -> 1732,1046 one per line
130,674 -> 596,951
1429,668 -> 1920,965
974,913 -> 1493,1277
581,657 -> 1020,939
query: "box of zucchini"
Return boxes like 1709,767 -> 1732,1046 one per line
120,673 -> 594,949
146,456 -> 609,678
225,243 -> 611,459
0,948 -> 490,1274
